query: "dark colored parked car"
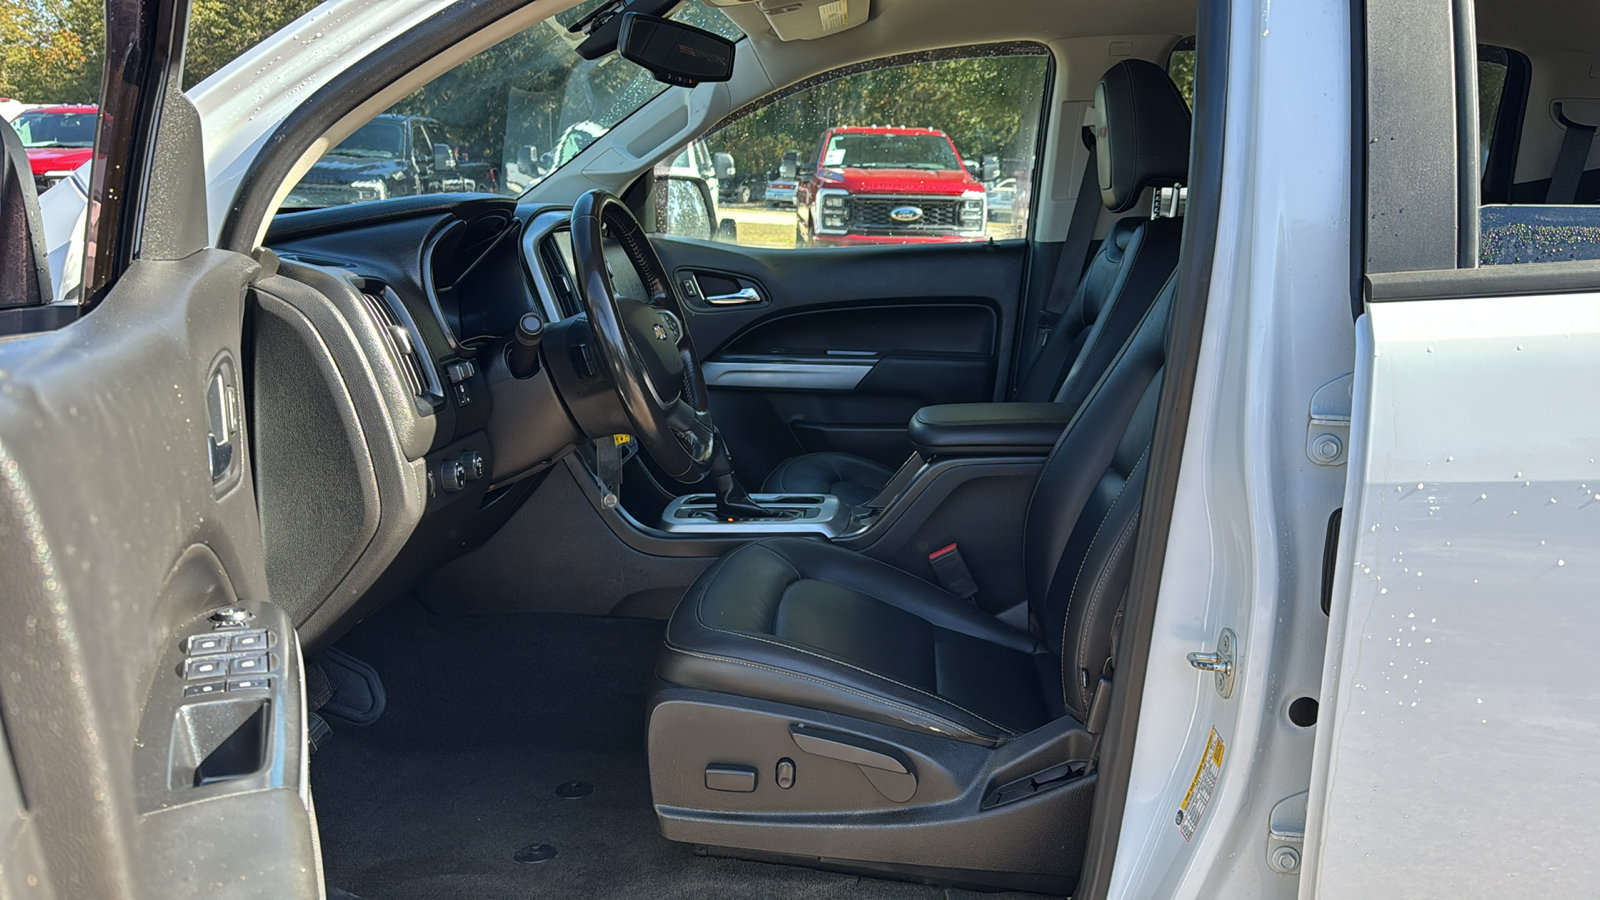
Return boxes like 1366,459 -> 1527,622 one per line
284,113 -> 485,207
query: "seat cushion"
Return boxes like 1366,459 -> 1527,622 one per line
660,537 -> 1051,746
761,452 -> 897,507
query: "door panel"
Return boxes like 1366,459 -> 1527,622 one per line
655,236 -> 1026,481
0,252 -> 318,899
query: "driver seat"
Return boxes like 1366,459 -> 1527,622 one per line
647,268 -> 1177,891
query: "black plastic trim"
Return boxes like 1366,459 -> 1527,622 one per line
1362,0 -> 1460,276
1348,0 -> 1367,319
1452,0 -> 1480,268
1366,260 -> 1600,301
1073,0 -> 1229,895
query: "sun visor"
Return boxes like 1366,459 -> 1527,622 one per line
702,0 -> 870,41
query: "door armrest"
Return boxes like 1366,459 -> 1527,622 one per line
908,402 -> 1073,457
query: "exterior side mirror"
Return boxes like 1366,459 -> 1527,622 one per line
780,151 -> 799,181
433,144 -> 456,171
716,217 -> 737,242
714,151 -> 736,181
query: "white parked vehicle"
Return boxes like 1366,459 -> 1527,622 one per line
2,1 -> 1598,899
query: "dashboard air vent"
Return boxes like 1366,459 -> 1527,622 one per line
539,235 -> 581,318
360,291 -> 430,399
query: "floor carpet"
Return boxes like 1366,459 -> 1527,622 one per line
309,598 -> 1040,899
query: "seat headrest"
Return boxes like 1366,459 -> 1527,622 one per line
1093,59 -> 1193,214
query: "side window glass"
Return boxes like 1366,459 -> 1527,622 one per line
281,0 -> 740,210
1470,39 -> 1600,265
1167,37 -> 1196,109
662,44 -> 1050,249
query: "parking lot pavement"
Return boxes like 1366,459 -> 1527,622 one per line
719,203 -> 1024,248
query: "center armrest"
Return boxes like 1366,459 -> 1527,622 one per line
908,402 -> 1073,457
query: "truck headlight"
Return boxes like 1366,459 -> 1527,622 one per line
823,213 -> 847,229
822,194 -> 847,209
960,192 -> 985,227
350,179 -> 389,202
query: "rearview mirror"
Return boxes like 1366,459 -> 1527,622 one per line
619,13 -> 735,87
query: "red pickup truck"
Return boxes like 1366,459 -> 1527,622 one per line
794,125 -> 987,246
10,105 -> 97,194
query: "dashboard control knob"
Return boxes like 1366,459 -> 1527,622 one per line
508,313 -> 544,379
459,451 -> 484,482
440,459 -> 467,492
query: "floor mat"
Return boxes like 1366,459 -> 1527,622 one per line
310,599 -> 1028,900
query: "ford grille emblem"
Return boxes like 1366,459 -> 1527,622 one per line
889,205 -> 923,223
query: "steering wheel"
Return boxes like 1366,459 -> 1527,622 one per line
568,190 -> 717,482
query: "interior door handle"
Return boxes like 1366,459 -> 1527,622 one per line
704,287 -> 762,306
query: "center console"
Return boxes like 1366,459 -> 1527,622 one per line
659,492 -> 853,537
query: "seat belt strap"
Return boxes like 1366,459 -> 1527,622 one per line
1034,128 -> 1100,353
1546,105 -> 1597,204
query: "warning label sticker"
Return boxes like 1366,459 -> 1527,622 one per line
1174,728 -> 1224,842
819,0 -> 848,32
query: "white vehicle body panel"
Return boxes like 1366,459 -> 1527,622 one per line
1109,1 -> 1353,897
1303,294 -> 1600,898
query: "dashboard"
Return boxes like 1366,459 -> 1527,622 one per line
256,195 -> 600,645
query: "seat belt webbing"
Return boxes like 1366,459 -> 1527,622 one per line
1033,128 -> 1100,355
1546,105 -> 1597,204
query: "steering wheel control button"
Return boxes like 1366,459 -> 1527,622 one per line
209,606 -> 253,627
705,764 -> 758,793
776,758 -> 796,789
183,682 -> 225,698
228,631 -> 268,652
186,634 -> 228,656
228,654 -> 270,675
459,451 -> 485,483
440,459 -> 467,492
183,657 -> 227,680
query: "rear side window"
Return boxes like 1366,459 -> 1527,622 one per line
1469,34 -> 1600,265
1167,37 -> 1197,109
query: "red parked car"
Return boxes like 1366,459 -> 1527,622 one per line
794,125 -> 986,246
10,105 -> 98,194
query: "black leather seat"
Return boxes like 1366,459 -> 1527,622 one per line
659,274 -> 1174,750
762,59 -> 1190,505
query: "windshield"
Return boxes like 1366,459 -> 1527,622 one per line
330,119 -> 406,160
12,111 -> 97,149
823,133 -> 961,171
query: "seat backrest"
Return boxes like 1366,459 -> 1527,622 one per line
1023,274 -> 1175,722
1012,59 -> 1190,407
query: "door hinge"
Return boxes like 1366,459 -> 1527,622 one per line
1266,791 -> 1307,874
1305,373 -> 1353,466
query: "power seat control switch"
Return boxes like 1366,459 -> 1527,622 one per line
705,764 -> 757,793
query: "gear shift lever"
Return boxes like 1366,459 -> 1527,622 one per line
708,434 -> 770,520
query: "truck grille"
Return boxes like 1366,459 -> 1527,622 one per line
850,197 -> 962,231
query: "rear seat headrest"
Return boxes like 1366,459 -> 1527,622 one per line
1093,59 -> 1193,214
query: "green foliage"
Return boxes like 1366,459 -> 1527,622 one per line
0,0 -> 103,102
1167,50 -> 1195,109
0,0 -> 321,102
707,53 -> 1050,178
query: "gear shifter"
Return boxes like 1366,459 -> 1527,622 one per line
708,434 -> 770,520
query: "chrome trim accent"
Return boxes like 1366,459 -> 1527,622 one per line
704,287 -> 762,306
701,360 -> 873,390
658,493 -> 850,537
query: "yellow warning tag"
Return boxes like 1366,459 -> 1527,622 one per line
1175,728 -> 1224,842
613,434 -> 632,446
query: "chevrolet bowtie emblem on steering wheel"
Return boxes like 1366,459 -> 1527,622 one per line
654,311 -> 683,342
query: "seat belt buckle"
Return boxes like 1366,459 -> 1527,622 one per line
928,543 -> 979,602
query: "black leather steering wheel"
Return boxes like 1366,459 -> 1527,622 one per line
569,190 -> 717,482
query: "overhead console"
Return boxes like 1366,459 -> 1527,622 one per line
702,0 -> 871,41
